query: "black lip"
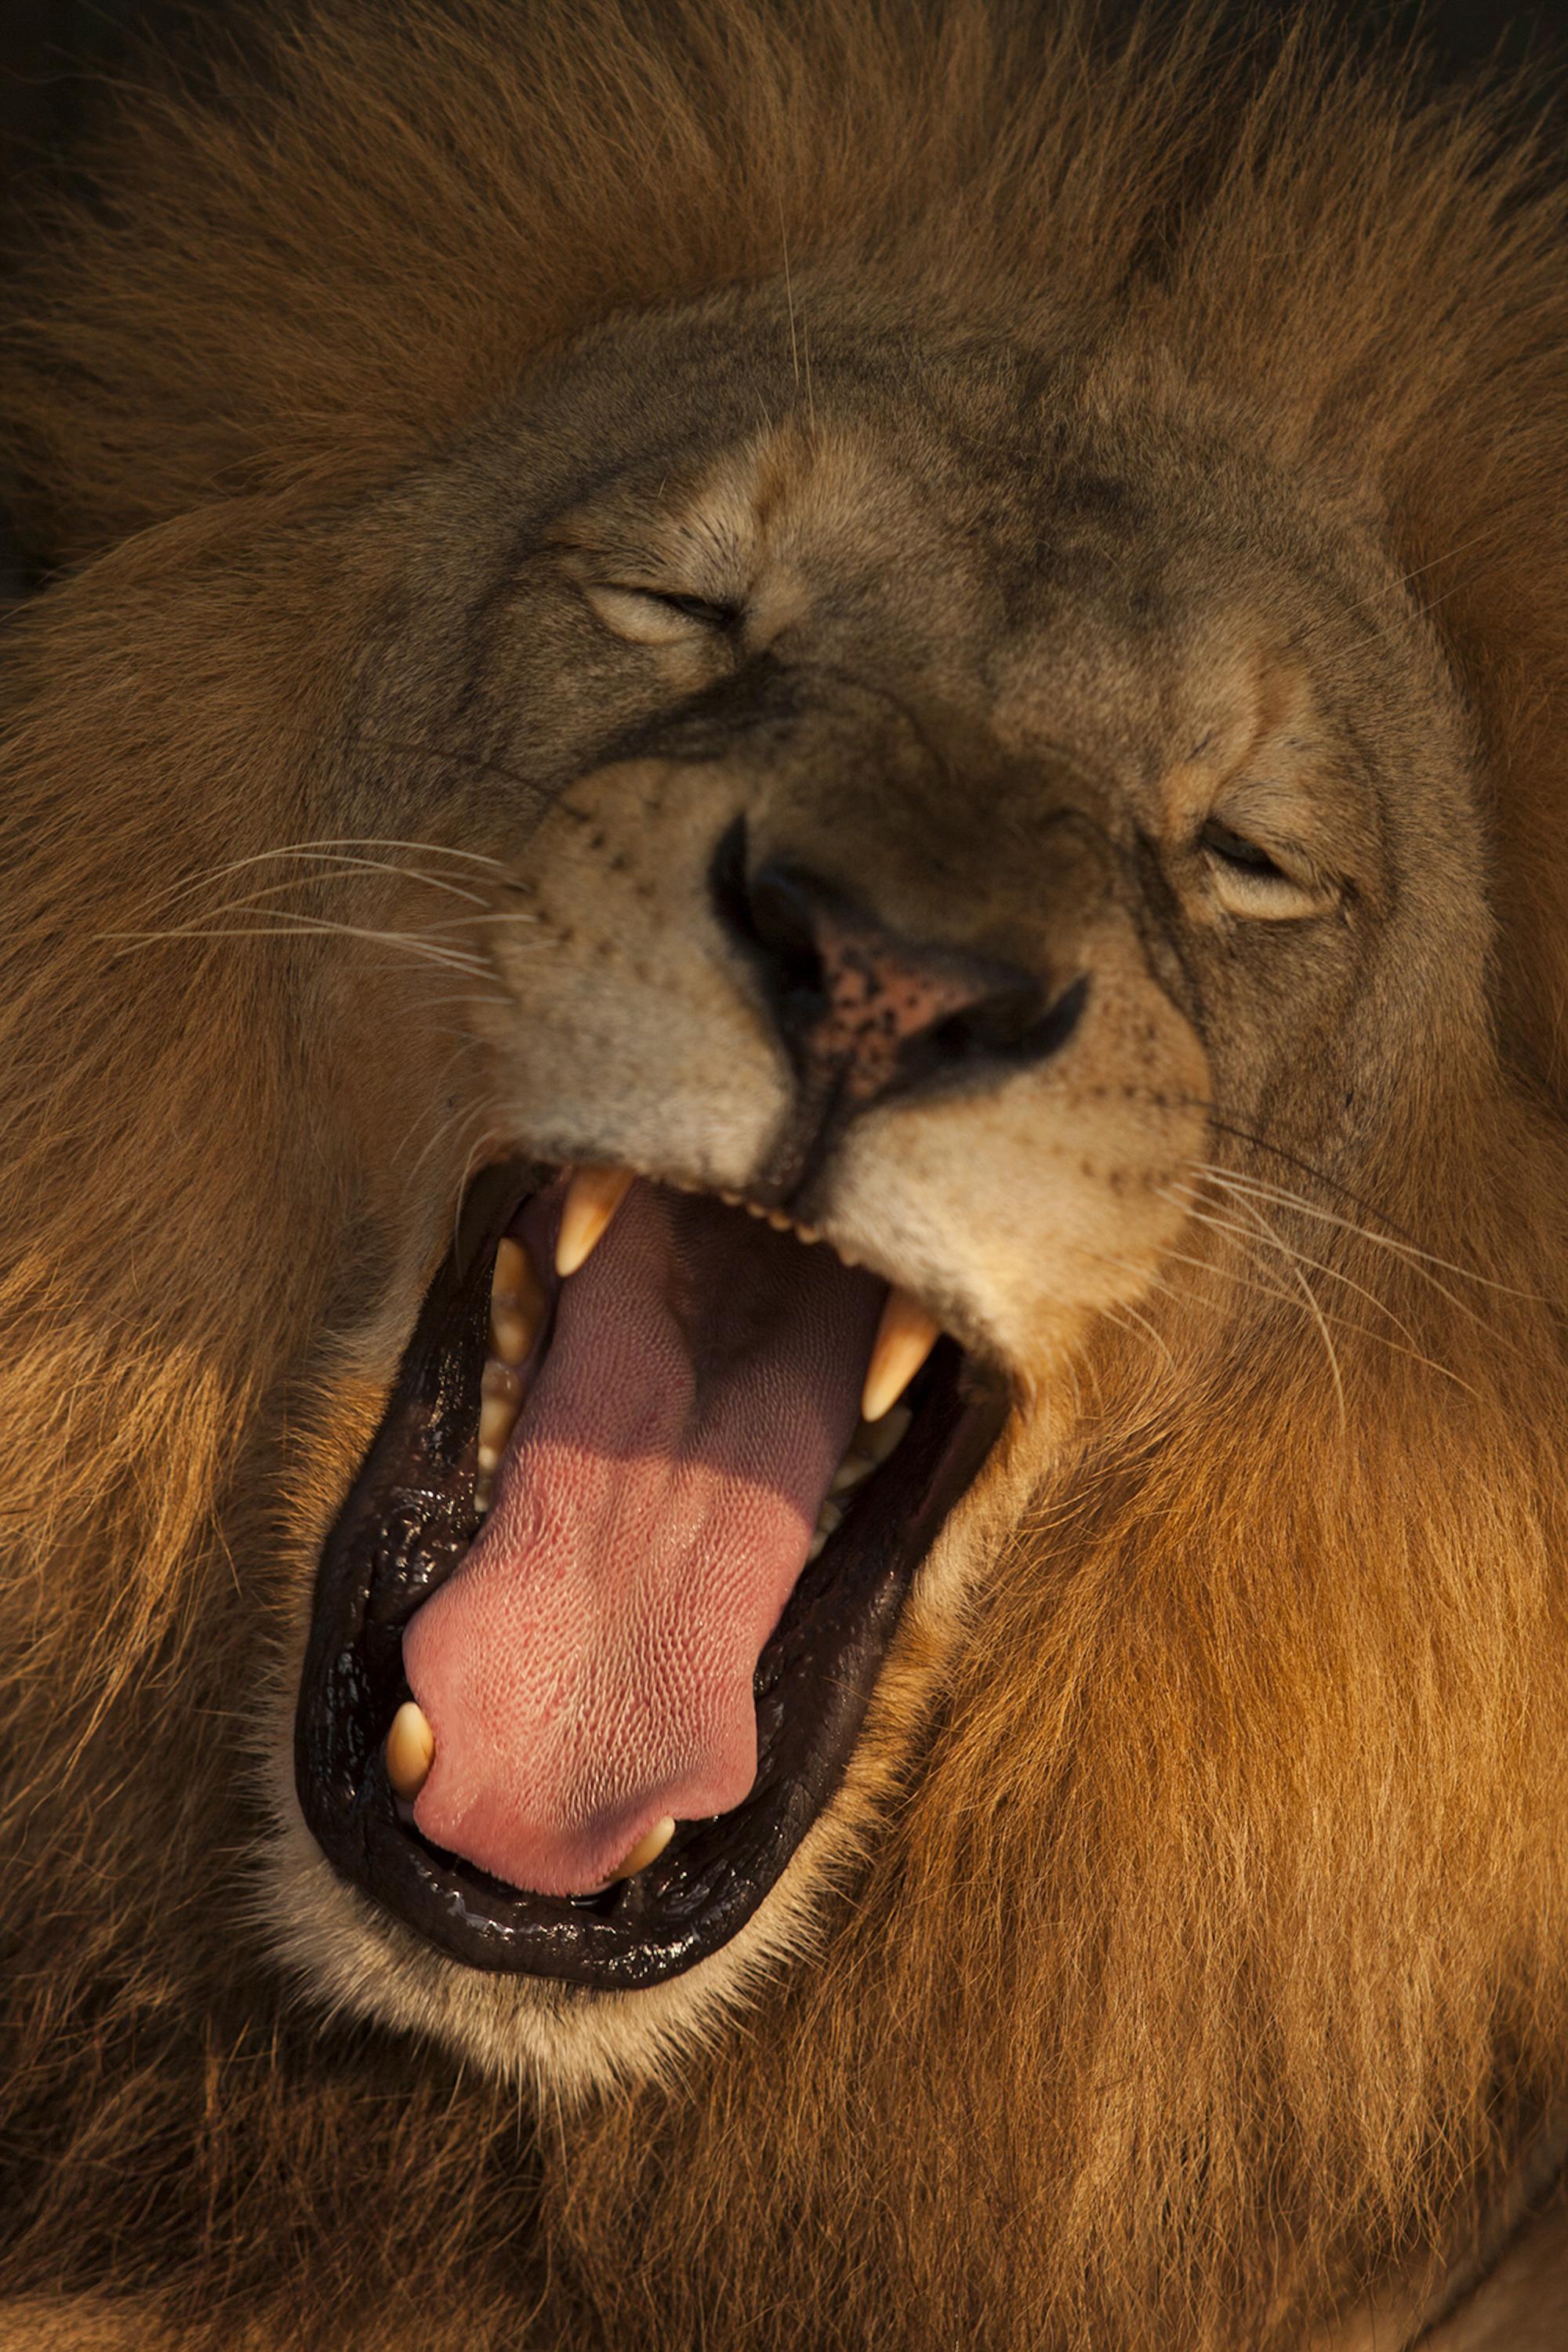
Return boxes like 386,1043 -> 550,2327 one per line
294,1160 -> 1009,1991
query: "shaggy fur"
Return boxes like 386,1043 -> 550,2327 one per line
5,2 -> 1568,2345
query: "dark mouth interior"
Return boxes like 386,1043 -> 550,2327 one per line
295,1159 -> 1008,1990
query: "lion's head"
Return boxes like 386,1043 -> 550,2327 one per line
6,2 -> 1568,2343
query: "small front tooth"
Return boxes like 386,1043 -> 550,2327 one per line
386,1701 -> 435,1802
612,1817 -> 676,1879
556,1164 -> 635,1277
806,1530 -> 828,1561
474,1473 -> 493,1515
489,1240 -> 547,1367
817,1498 -> 843,1535
478,1392 -> 519,1454
745,1200 -> 767,1219
766,1209 -> 792,1232
829,1450 -> 874,1497
861,1290 -> 941,1423
481,1359 -> 524,1406
795,1224 -> 822,1244
857,1401 -> 913,1465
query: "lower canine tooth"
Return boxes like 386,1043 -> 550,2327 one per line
861,1290 -> 940,1422
613,1817 -> 676,1878
386,1701 -> 435,1802
557,1164 -> 635,1276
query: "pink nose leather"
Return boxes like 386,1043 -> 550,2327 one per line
797,902 -> 1019,1105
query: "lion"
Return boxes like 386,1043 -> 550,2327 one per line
4,0 -> 1568,2343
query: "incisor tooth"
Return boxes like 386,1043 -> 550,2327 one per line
489,1238 -> 548,1367
386,1701 -> 435,1802
857,1401 -> 913,1465
861,1290 -> 941,1423
557,1164 -> 635,1276
481,1359 -> 524,1406
613,1816 -> 676,1879
478,1392 -> 519,1454
829,1450 -> 874,1497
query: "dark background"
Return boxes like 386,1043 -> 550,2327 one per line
2,0 -> 1565,601
5,0 -> 1564,198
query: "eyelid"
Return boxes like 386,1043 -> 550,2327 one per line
1199,826 -> 1334,920
581,582 -> 738,644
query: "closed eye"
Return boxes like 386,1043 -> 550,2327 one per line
1197,817 -> 1335,920
584,583 -> 742,645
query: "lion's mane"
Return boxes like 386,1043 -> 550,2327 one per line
5,5 -> 1568,2345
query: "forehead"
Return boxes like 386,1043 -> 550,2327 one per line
527,292 -> 1220,574
521,299 -> 1323,775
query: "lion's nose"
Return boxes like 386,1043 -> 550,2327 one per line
711,819 -> 1087,1110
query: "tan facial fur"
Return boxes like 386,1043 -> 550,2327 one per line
5,5 -> 1568,2348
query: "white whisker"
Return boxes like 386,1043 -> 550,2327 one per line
152,836 -> 512,911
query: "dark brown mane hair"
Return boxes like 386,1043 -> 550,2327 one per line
4,5 -> 1568,2344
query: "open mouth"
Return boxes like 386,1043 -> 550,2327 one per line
295,1160 -> 1008,1991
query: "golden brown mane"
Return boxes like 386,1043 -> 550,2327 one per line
5,4 -> 1568,2343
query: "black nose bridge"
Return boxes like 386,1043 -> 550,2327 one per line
710,817 -> 1089,1116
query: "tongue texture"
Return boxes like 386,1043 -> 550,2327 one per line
402,1184 -> 884,1896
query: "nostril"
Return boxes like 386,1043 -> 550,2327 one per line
1020,971 -> 1090,1062
927,983 -> 1044,1062
917,971 -> 1087,1076
711,817 -> 832,1018
746,865 -> 831,1007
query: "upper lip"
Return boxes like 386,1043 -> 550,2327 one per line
294,1155 -> 1010,1990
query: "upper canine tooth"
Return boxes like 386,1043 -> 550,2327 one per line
612,1816 -> 676,1879
385,1701 -> 435,1802
556,1164 -> 635,1276
489,1236 -> 547,1367
861,1290 -> 940,1423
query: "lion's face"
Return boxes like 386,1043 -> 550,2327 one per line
266,283 -> 1487,2093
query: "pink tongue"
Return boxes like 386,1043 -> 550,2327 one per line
401,1182 -> 884,1896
